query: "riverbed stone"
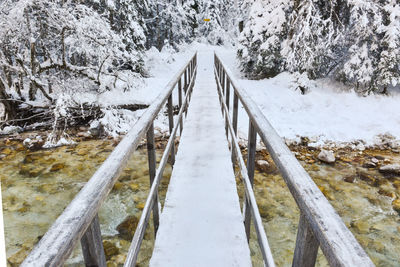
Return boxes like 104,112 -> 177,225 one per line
317,149 -> 335,163
110,254 -> 126,265
362,161 -> 377,168
2,147 -> 13,155
136,202 -> 145,210
7,246 -> 30,266
255,160 -> 271,173
129,183 -> 140,192
379,164 -> 400,176
117,215 -> 139,240
50,163 -> 66,172
357,169 -> 376,185
351,220 -> 370,234
344,175 -> 356,183
378,188 -> 396,199
103,240 -> 119,260
113,182 -> 124,191
392,199 -> 400,214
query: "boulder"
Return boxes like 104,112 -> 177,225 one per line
379,164 -> 400,176
116,215 -> 139,240
102,240 -> 119,260
317,149 -> 335,163
392,199 -> 400,214
255,160 -> 271,173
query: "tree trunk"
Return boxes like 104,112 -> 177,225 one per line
0,77 -> 17,120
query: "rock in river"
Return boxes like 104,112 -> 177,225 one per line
116,215 -> 139,240
317,149 -> 335,163
255,160 -> 271,173
379,164 -> 400,176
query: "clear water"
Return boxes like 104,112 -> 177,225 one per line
1,137 -> 399,266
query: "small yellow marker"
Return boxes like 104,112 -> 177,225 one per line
204,18 -> 210,22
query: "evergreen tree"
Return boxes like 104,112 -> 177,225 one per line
238,0 -> 292,78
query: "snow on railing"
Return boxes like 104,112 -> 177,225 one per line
214,52 -> 375,267
21,52 -> 197,267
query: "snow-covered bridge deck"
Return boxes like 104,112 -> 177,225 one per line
22,49 -> 374,267
149,51 -> 252,266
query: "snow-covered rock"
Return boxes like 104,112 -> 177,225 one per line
0,126 -> 22,135
256,160 -> 270,173
317,149 -> 335,163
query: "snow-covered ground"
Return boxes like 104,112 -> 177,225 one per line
218,46 -> 400,148
4,42 -> 399,149
100,42 -> 400,148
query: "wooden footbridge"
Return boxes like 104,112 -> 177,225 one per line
22,51 -> 375,267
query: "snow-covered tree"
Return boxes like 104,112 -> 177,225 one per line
238,0 -> 292,78
238,0 -> 400,93
0,0 -> 146,123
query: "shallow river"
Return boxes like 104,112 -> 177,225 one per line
1,137 -> 399,266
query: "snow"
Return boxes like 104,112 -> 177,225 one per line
150,49 -> 251,267
216,49 -> 400,147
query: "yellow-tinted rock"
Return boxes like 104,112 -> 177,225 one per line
110,254 -> 126,265
136,203 -> 145,210
15,143 -> 25,151
50,163 -> 66,172
378,188 -> 396,199
7,247 -> 30,266
28,167 -> 45,177
113,182 -> 124,191
129,183 -> 140,192
351,220 -> 370,234
106,261 -> 117,267
117,215 -> 139,240
35,196 -> 45,201
392,199 -> 400,213
103,240 -> 119,260
1,147 -> 13,155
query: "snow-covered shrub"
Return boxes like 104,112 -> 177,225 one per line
290,72 -> 315,95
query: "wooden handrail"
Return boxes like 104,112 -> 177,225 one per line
21,52 -> 197,266
214,66 -> 276,267
214,52 -> 375,267
124,61 -> 197,267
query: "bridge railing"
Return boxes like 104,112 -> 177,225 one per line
22,52 -> 197,267
214,52 -> 375,267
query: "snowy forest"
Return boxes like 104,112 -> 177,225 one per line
0,0 -> 399,138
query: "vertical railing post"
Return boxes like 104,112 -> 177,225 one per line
244,121 -> 257,241
178,78 -> 183,135
292,214 -> 319,267
231,92 -> 239,163
81,214 -> 106,267
184,68 -> 188,117
225,78 -> 230,136
167,95 -> 176,165
222,69 -> 225,96
146,123 -> 160,234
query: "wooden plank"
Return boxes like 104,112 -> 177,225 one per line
244,121 -> 256,241
146,123 -> 160,234
215,52 -> 375,267
21,53 -> 197,267
81,214 -> 106,267
292,213 -> 319,267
